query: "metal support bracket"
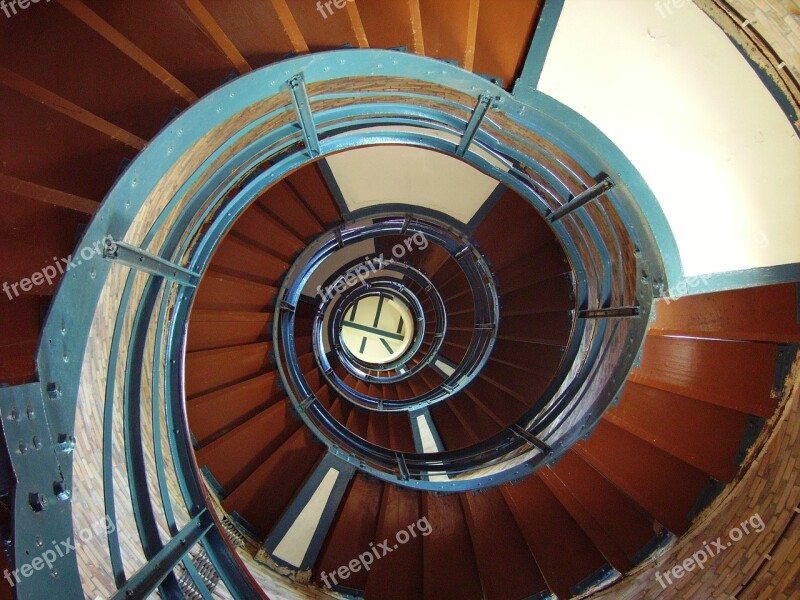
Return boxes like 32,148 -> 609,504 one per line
456,93 -> 496,157
548,176 -> 615,223
0,383 -> 83,598
396,452 -> 410,481
288,74 -> 321,158
110,510 -> 213,600
333,227 -> 345,249
103,238 -> 200,287
578,306 -> 641,319
511,425 -> 553,456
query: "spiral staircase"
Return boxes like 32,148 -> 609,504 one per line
0,2 -> 799,600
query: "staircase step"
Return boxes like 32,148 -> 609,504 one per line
575,419 -> 710,535
630,335 -> 778,417
461,488 -> 549,600
429,402 -> 480,450
539,467 -> 634,573
187,310 -> 271,352
604,381 -> 751,482
223,425 -> 325,536
545,451 -> 658,570
231,207 -> 304,262
364,485 -> 424,600
494,241 -> 571,294
496,319 -> 571,346
649,283 -> 800,343
194,272 -> 277,312
188,372 -> 285,445
185,342 -> 273,398
503,476 -> 609,599
210,233 -> 289,284
196,399 -> 300,494
284,164 -> 342,226
472,189 -> 556,270
422,492 -> 483,600
500,273 -> 575,314
258,180 -> 325,241
314,475 -> 383,592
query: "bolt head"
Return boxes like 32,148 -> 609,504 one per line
53,481 -> 70,501
56,434 -> 76,453
46,383 -> 62,400
28,493 -> 47,512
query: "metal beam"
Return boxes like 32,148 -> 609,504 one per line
578,306 -> 640,319
547,176 -> 615,222
456,93 -> 495,157
341,321 -> 405,341
103,238 -> 200,287
288,74 -> 321,158
513,0 -> 566,103
511,425 -> 552,456
102,239 -> 197,284
109,511 -> 214,600
397,452 -> 411,481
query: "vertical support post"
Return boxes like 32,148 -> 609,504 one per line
456,93 -> 495,157
288,73 -> 321,158
513,0 -> 567,103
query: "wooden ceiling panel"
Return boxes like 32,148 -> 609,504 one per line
0,85 -> 136,201
0,295 -> 46,384
284,0 -> 358,52
355,0 -> 415,51
474,0 -> 543,88
0,191 -> 89,298
81,0 -> 237,97
199,0 -> 297,69
0,3 -> 188,139
418,0 -> 472,66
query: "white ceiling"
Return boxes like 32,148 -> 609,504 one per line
539,0 -> 800,278
325,126 -> 508,224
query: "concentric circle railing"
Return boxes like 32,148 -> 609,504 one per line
310,254 -> 447,385
331,282 -> 427,375
322,269 -> 444,383
281,215 -> 499,413
4,49 -> 666,598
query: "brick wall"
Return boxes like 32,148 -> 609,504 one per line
726,0 -> 800,83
